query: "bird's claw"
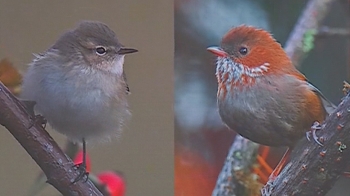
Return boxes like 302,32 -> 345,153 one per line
72,163 -> 89,183
343,81 -> 350,95
306,121 -> 323,146
27,114 -> 47,129
261,180 -> 275,196
21,99 -> 47,129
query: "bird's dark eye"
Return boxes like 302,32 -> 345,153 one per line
95,46 -> 107,55
239,47 -> 248,55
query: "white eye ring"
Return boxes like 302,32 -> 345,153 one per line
95,46 -> 107,56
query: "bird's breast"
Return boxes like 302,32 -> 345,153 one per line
31,65 -> 129,142
217,75 -> 311,147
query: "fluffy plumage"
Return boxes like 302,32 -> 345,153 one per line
21,21 -> 133,143
208,25 -> 336,180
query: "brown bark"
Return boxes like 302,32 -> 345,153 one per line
0,81 -> 103,196
262,93 -> 350,196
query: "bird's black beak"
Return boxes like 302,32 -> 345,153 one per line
117,47 -> 138,55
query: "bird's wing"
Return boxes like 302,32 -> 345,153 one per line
307,82 -> 336,115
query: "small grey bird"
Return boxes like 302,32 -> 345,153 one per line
21,21 -> 137,181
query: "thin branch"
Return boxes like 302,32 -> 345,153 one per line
284,0 -> 337,67
316,26 -> 350,38
0,81 -> 103,196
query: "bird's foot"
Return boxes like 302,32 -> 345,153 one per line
343,81 -> 350,95
21,99 -> 47,129
306,121 -> 324,146
27,114 -> 47,129
20,99 -> 36,116
72,162 -> 89,183
267,173 -> 277,182
261,179 -> 275,196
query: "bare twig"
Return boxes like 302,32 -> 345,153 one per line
0,81 -> 103,196
316,26 -> 350,38
284,0 -> 337,67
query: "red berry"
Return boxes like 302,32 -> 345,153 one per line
97,171 -> 126,196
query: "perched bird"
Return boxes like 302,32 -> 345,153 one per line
207,25 -> 335,180
21,21 -> 137,181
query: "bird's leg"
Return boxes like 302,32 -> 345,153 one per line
21,100 -> 47,129
268,148 -> 291,181
20,99 -> 37,116
72,138 -> 89,183
306,121 -> 324,146
27,115 -> 47,129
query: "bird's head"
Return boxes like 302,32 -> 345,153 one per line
208,25 -> 293,85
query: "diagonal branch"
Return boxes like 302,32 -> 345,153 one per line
212,135 -> 260,196
262,93 -> 350,196
0,81 -> 103,196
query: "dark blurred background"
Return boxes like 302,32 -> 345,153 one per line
0,1 -> 173,196
174,0 -> 350,195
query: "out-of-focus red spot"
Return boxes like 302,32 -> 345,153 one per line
175,145 -> 219,196
73,150 -> 91,173
97,171 -> 126,196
